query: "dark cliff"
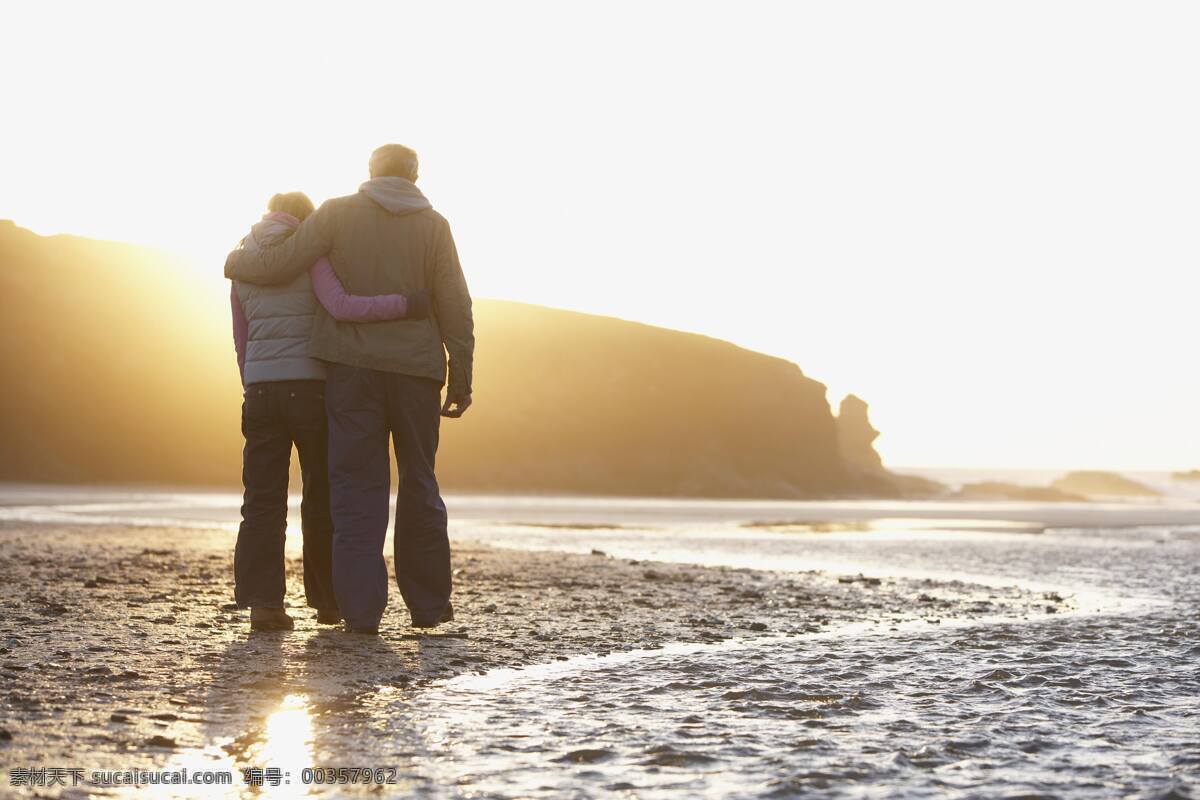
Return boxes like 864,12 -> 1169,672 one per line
0,221 -> 918,498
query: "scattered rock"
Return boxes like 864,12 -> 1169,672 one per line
556,748 -> 613,764
1050,471 -> 1161,498
953,481 -> 1086,503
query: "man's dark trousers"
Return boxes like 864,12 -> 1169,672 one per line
325,362 -> 451,629
234,379 -> 338,612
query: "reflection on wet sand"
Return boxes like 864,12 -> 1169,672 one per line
155,631 -> 436,798
248,694 -> 314,790
161,691 -> 315,799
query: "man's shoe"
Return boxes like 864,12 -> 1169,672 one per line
316,608 -> 342,625
250,607 -> 295,632
343,623 -> 379,636
412,601 -> 454,629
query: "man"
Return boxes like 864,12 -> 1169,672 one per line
225,144 -> 474,634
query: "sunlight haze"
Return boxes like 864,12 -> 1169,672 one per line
3,0 -> 1197,470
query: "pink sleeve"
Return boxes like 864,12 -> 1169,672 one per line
310,257 -> 409,322
230,284 -> 249,386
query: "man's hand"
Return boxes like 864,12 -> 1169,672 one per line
441,391 -> 472,418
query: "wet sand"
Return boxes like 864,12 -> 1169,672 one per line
0,519 -> 1057,792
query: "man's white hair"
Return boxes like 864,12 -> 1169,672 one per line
369,144 -> 419,181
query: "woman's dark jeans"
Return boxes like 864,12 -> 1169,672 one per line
234,379 -> 338,612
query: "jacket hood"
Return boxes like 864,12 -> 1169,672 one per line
359,177 -> 432,215
245,212 -> 299,251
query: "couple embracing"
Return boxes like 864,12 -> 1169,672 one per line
224,144 -> 474,636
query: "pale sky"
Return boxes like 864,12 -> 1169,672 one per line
3,1 -> 1197,470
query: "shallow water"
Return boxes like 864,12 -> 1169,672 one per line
1,487 -> 1198,798
413,617 -> 1199,798
407,528 -> 1199,799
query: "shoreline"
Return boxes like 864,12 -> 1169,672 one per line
2,483 -> 1199,531
0,521 -> 1062,782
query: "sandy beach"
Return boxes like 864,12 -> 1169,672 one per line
0,521 -> 1053,794
0,489 -> 1196,798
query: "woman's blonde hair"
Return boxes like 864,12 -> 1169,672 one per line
267,191 -> 315,221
